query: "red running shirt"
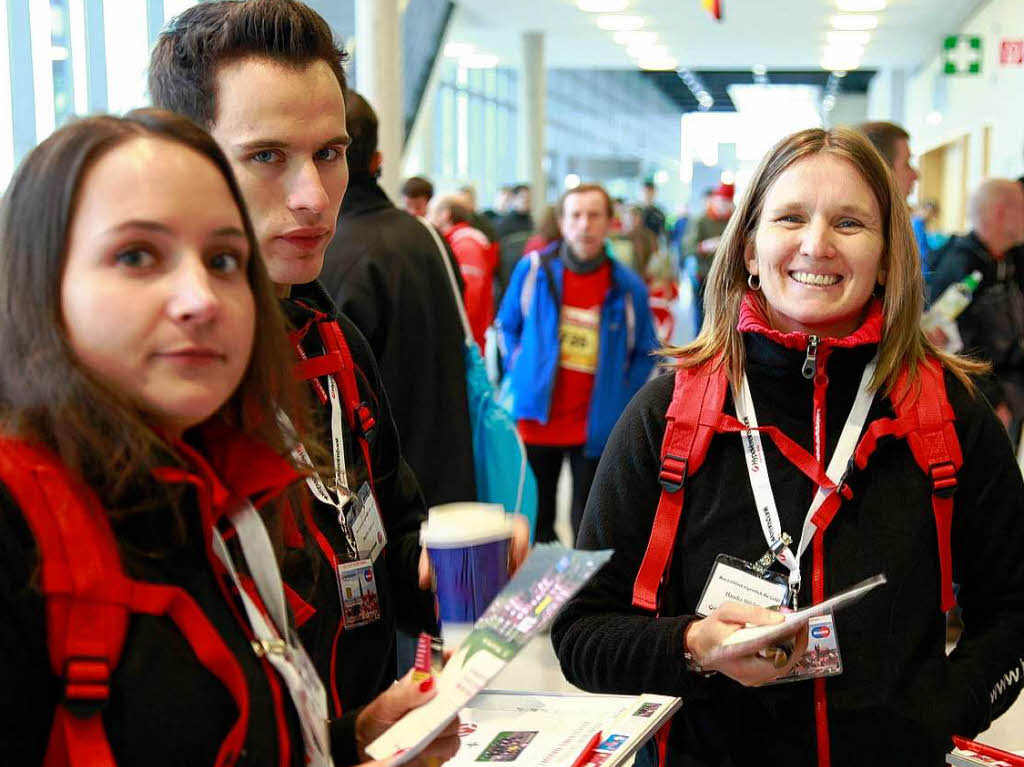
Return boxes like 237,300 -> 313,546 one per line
518,260 -> 611,446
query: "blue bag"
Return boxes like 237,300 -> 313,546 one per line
420,219 -> 538,540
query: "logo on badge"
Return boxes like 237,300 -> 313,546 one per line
811,625 -> 831,639
364,569 -> 374,582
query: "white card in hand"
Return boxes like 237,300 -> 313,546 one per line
706,573 -> 887,663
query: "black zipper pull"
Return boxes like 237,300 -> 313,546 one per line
802,335 -> 819,379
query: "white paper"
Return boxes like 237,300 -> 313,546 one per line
707,573 -> 886,662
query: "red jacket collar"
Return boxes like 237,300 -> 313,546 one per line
736,290 -> 883,350
155,418 -> 301,523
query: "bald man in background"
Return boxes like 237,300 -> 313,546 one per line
927,179 -> 1024,431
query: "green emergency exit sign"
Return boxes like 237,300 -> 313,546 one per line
944,35 -> 982,74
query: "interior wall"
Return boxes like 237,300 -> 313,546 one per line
904,0 -> 1024,222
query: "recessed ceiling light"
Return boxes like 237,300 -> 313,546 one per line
821,53 -> 862,72
596,14 -> 644,31
637,54 -> 678,70
831,14 -> 878,30
577,0 -> 629,11
628,43 -> 668,59
827,30 -> 870,46
614,30 -> 657,46
835,0 -> 886,10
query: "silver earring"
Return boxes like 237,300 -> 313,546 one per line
747,273 -> 761,291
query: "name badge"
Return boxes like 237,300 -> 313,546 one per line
696,554 -> 790,617
339,559 -> 381,628
344,482 -> 387,562
769,613 -> 843,684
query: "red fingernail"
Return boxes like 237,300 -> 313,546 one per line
419,677 -> 434,693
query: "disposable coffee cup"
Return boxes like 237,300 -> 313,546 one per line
422,502 -> 516,623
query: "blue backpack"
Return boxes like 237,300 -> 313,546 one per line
420,218 -> 539,539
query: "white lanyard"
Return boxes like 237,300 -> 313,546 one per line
211,501 -> 332,766
732,355 -> 877,600
280,375 -> 358,559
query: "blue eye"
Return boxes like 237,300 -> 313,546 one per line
252,150 -> 278,164
315,146 -> 343,162
115,248 -> 156,268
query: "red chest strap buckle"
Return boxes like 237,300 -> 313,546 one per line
355,402 -> 376,441
62,657 -> 111,717
659,454 -> 688,493
929,461 -> 958,498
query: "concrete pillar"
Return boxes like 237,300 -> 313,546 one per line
866,68 -> 906,125
517,31 -> 546,221
355,0 -> 402,197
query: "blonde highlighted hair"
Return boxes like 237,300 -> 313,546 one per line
667,127 -> 986,395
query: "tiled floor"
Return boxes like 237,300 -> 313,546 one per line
516,460 -> 1024,755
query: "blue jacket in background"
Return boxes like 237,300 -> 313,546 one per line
496,242 -> 660,458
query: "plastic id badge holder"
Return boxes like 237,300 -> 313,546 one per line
696,554 -> 791,617
769,613 -> 843,684
339,559 -> 381,628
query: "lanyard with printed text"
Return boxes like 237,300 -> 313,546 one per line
211,500 -> 332,766
280,375 -> 358,559
732,355 -> 877,604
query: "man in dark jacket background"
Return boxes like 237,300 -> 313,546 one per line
926,178 -> 1024,430
320,90 -> 477,508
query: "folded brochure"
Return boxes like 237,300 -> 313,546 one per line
366,544 -> 613,764
706,573 -> 887,663
446,691 -> 681,767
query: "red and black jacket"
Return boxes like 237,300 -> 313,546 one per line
551,295 -> 1024,767
0,420 -> 307,767
279,282 -> 436,756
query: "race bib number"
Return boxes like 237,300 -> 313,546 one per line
559,306 -> 600,374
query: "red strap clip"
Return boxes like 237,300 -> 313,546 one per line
62,657 -> 110,716
659,454 -> 688,493
929,461 -> 958,498
355,403 -> 376,440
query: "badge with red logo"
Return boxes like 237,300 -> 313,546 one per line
771,613 -> 842,684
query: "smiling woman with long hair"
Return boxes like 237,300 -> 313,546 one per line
552,127 -> 1024,767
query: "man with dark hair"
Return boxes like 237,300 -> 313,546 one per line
495,184 -> 533,239
640,179 -> 667,239
428,194 -> 498,351
149,4 -> 438,761
400,175 -> 433,217
497,182 -> 659,543
319,90 -> 477,512
858,120 -> 919,200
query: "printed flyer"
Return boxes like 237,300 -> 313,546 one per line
366,545 -> 613,764
447,691 -> 681,767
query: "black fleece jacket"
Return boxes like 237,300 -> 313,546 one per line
0,425 -> 306,767
280,283 -> 436,764
320,178 -> 476,508
552,299 -> 1024,767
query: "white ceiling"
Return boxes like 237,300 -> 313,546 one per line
447,0 -> 987,72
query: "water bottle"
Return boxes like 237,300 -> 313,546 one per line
923,270 -> 983,330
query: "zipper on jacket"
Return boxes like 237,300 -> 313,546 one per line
810,343 -> 832,767
802,335 -> 819,379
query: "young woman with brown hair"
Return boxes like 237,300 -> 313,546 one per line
0,110 -> 456,767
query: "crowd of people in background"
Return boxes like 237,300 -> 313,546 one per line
2,1 -> 1024,765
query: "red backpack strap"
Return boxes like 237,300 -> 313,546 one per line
316,320 -> 377,489
0,440 -> 129,767
891,359 -> 962,612
632,360 -> 729,611
0,441 -> 253,767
